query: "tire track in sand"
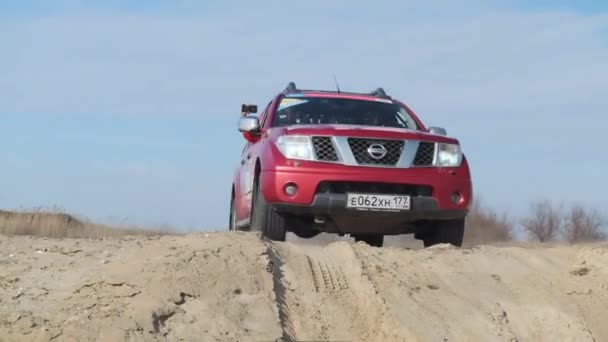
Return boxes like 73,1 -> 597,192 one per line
271,240 -> 416,341
264,239 -> 297,342
306,255 -> 349,293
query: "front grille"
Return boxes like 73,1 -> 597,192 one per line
347,138 -> 404,166
413,142 -> 435,166
312,137 -> 339,161
316,181 -> 432,197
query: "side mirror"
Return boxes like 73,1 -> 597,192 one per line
428,126 -> 447,136
241,104 -> 258,115
238,116 -> 260,133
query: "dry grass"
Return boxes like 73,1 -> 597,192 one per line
520,199 -> 563,242
463,198 -> 514,247
518,200 -> 608,244
0,209 -> 178,239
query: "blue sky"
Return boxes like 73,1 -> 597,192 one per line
1,0 -> 607,230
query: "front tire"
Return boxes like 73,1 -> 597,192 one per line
250,177 -> 287,242
422,218 -> 465,247
228,194 -> 236,231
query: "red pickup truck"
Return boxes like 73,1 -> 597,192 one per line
230,82 -> 472,247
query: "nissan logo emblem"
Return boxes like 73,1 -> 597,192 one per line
367,144 -> 387,159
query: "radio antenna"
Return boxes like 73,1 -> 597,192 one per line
332,74 -> 341,93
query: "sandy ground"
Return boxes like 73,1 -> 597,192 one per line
1,232 -> 607,342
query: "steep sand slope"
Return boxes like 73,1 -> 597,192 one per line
1,232 -> 607,341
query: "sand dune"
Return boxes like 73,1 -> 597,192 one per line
1,232 -> 607,341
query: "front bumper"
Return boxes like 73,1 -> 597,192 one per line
259,165 -> 471,234
260,164 -> 472,210
272,193 -> 468,220
272,193 -> 467,235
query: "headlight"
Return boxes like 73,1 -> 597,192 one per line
275,135 -> 314,160
436,143 -> 462,167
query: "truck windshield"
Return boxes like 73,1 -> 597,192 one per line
271,96 -> 419,130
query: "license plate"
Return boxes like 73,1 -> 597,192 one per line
346,193 -> 410,211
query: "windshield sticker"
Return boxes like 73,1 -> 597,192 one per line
278,98 -> 308,110
374,98 -> 393,104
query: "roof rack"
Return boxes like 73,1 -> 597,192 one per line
283,81 -> 299,94
369,87 -> 388,98
281,82 -> 391,99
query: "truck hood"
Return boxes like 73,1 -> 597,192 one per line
273,124 -> 459,144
